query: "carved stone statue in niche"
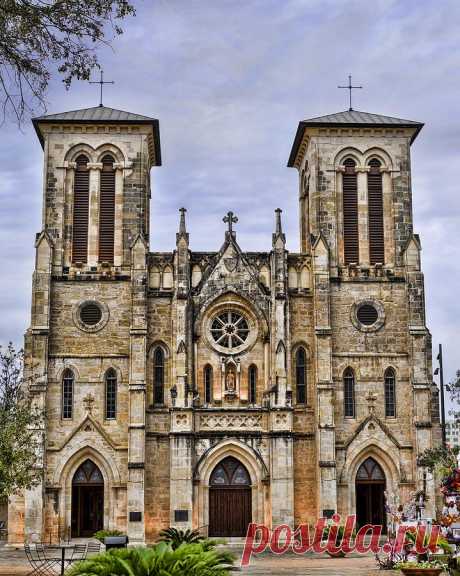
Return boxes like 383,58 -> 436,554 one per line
226,368 -> 236,392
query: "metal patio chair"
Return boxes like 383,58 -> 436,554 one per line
25,544 -> 57,576
86,542 -> 101,556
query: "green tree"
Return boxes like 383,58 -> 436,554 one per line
0,0 -> 135,124
0,343 -> 43,500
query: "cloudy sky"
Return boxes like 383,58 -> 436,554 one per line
0,0 -> 459,402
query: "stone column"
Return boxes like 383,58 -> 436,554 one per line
87,162 -> 102,267
312,235 -> 337,516
21,232 -> 53,544
113,164 -> 125,268
127,235 -> 148,545
404,236 -> 438,518
62,162 -> 76,269
271,210 -> 288,407
270,413 -> 294,527
170,412 -> 194,529
357,166 -> 370,267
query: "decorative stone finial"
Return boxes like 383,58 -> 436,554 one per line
272,208 -> 286,246
176,207 -> 189,244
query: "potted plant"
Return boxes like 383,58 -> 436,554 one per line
395,560 -> 446,576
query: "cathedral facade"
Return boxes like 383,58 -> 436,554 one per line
9,105 -> 440,545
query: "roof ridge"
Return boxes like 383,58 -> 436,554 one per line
35,105 -> 155,121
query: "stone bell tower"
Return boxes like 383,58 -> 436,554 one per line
288,110 -> 439,521
10,105 -> 161,545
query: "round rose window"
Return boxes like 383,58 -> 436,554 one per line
210,311 -> 250,350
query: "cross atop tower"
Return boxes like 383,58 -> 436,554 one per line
223,211 -> 238,235
338,74 -> 363,111
89,70 -> 115,107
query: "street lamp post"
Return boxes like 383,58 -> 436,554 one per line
434,344 -> 447,448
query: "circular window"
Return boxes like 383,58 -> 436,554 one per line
80,302 -> 103,326
357,304 -> 378,326
73,300 -> 109,332
351,300 -> 385,332
210,311 -> 249,350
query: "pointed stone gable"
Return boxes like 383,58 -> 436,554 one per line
192,234 -> 269,315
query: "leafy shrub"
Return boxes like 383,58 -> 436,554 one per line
67,542 -> 235,576
93,529 -> 125,543
158,527 -> 204,549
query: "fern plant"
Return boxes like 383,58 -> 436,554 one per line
67,542 -> 235,576
158,527 -> 204,549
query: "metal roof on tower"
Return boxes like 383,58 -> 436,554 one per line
32,105 -> 161,165
287,109 -> 423,167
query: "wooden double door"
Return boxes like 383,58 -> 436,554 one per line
208,457 -> 252,537
71,459 -> 104,537
355,457 -> 387,532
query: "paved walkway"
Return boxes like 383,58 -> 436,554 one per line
0,544 -> 448,576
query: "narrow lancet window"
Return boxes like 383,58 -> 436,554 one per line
343,158 -> 359,264
344,367 -> 355,418
72,155 -> 89,263
62,369 -> 74,419
296,347 -> 307,404
99,154 -> 116,263
105,368 -> 117,419
368,159 -> 385,264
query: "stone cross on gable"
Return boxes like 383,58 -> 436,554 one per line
223,211 -> 238,234
365,390 -> 378,415
83,393 -> 95,415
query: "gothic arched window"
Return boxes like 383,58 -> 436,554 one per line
105,368 -> 117,419
204,365 -> 213,404
344,367 -> 355,418
72,155 -> 89,263
62,368 -> 74,419
342,158 -> 359,265
99,154 -> 116,264
248,365 -> 257,404
384,368 -> 396,417
153,347 -> 165,405
368,158 -> 385,265
295,347 -> 307,404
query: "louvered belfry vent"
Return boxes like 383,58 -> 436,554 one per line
99,154 -> 116,264
342,158 -> 359,264
357,304 -> 378,326
80,302 -> 102,326
72,155 -> 89,263
368,158 -> 385,264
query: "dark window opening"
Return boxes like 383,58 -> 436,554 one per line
296,347 -> 307,404
99,154 -> 116,264
344,368 -> 355,418
105,368 -> 117,419
154,347 -> 165,405
248,365 -> 257,404
384,368 -> 396,417
62,369 -> 74,419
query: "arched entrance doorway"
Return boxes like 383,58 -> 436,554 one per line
71,459 -> 104,537
209,456 -> 251,537
355,457 -> 386,532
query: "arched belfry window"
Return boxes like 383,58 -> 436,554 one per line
153,347 -> 165,405
72,155 -> 89,263
295,347 -> 307,404
344,367 -> 355,418
105,368 -> 117,419
248,365 -> 257,404
204,365 -> 213,404
368,159 -> 385,265
342,158 -> 359,265
62,368 -> 74,419
99,154 -> 116,264
384,368 -> 396,417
